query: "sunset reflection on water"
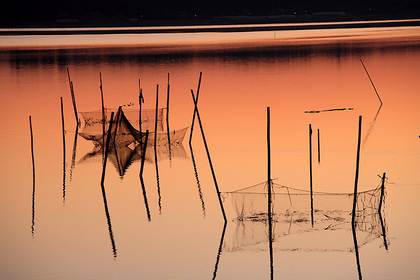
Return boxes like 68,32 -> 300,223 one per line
0,26 -> 419,279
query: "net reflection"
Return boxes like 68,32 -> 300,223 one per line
222,179 -> 389,254
77,107 -> 189,177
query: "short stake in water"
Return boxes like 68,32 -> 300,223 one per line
352,116 -> 363,225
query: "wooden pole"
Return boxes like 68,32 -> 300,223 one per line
100,72 -> 106,141
360,59 -> 383,106
317,128 -> 320,164
267,107 -> 274,280
154,85 -> 161,213
352,116 -> 363,225
139,130 -> 151,221
378,172 -> 386,213
30,116 -> 35,236
139,79 -> 143,134
166,73 -> 172,161
189,72 -> 202,145
309,124 -> 314,227
61,97 -> 66,201
190,89 -> 227,223
66,68 -> 79,125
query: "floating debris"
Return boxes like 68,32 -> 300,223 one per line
305,108 -> 354,114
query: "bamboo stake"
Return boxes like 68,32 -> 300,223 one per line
154,85 -> 161,213
360,59 -> 383,105
317,128 -> 321,164
267,107 -> 274,280
100,72 -> 106,142
309,124 -> 314,227
139,79 -> 143,134
378,172 -> 386,214
30,116 -> 35,236
66,68 -> 79,125
352,116 -> 363,225
61,97 -> 66,201
189,72 -> 202,145
190,89 -> 227,223
166,73 -> 172,161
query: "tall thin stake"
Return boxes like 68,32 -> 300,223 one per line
309,124 -> 314,227
139,79 -> 144,134
267,107 -> 274,280
360,59 -> 383,105
189,72 -> 202,145
30,116 -> 36,236
66,68 -> 79,125
317,128 -> 321,164
61,97 -> 66,201
100,72 -> 106,142
378,172 -> 386,213
166,73 -> 172,161
352,116 -> 363,225
154,85 -> 161,213
190,89 -> 226,223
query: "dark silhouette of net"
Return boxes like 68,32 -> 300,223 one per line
222,178 -> 388,252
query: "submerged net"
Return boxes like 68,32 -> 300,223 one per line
222,178 -> 388,253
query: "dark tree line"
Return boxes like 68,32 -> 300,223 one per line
1,0 -> 419,26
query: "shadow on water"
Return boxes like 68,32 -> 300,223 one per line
100,112 -> 117,259
352,221 -> 363,280
139,131 -> 151,222
363,104 -> 382,146
212,222 -> 227,280
69,125 -> 79,182
189,144 -> 206,218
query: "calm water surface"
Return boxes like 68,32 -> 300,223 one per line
0,25 -> 419,279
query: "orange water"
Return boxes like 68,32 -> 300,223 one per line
0,25 -> 419,279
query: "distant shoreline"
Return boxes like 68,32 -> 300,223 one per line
1,17 -> 420,36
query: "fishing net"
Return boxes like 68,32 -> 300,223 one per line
222,178 -> 388,253
78,108 -> 187,147
78,107 -> 165,143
